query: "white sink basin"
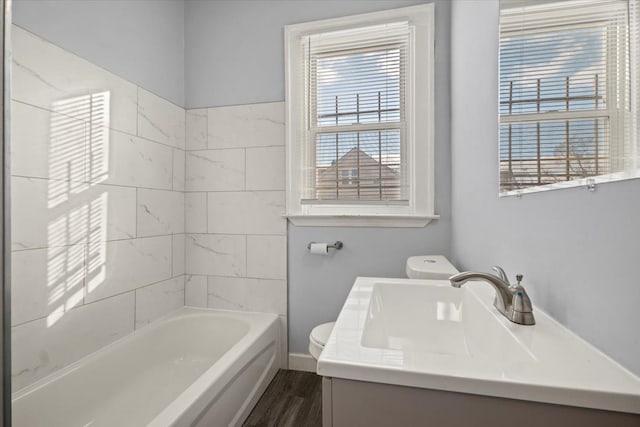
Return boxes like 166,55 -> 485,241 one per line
317,277 -> 640,414
361,282 -> 534,362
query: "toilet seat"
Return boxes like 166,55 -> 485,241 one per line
309,322 -> 335,360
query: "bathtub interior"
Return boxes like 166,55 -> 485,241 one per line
12,308 -> 279,427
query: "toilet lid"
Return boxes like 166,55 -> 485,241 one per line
310,322 -> 335,347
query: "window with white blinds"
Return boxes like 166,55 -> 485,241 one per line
285,5 -> 435,226
304,22 -> 408,202
499,0 -> 640,195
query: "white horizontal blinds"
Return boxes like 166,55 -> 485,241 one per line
632,0 -> 640,169
302,22 -> 409,201
499,0 -> 633,192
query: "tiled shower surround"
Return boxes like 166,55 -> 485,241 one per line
10,26 -> 287,391
184,102 -> 288,366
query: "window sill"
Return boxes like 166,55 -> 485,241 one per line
500,170 -> 640,198
285,214 -> 439,228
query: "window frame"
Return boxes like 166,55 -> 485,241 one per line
308,43 -> 407,205
498,0 -> 639,197
284,4 -> 436,227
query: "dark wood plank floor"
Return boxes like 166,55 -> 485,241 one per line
243,369 -> 322,427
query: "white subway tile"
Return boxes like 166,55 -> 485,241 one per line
245,146 -> 285,191
208,102 -> 284,149
207,191 -> 286,235
11,101 -> 87,182
135,277 -> 184,328
84,235 -> 172,303
185,192 -> 207,233
136,189 -> 184,237
102,185 -> 138,240
12,27 -> 137,135
247,235 -> 287,280
11,244 -> 85,326
185,275 -> 207,308
98,130 -> 173,190
11,176 -> 80,250
185,149 -> 245,192
11,292 -> 134,392
11,177 -> 136,250
207,276 -> 286,316
137,88 -> 185,149
186,108 -> 208,151
185,234 -> 246,277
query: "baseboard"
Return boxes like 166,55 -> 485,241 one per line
288,352 -> 317,373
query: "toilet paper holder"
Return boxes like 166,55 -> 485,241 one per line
307,241 -> 343,251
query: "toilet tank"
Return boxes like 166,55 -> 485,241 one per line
406,255 -> 459,280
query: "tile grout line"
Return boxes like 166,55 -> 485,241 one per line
135,187 -> 139,238
171,148 -> 175,191
184,111 -> 193,303
12,233 -> 179,253
133,289 -> 137,330
12,231 -> 283,254
10,176 -> 284,194
136,86 -> 140,137
10,174 -> 178,193
244,233 -> 248,280
170,232 -> 174,279
243,147 -> 247,191
12,286 -> 135,329
14,97 -> 189,152
185,144 -> 285,153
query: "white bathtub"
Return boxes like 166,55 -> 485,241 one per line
12,307 -> 280,427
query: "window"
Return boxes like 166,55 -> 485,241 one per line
285,5 -> 435,227
499,0 -> 640,195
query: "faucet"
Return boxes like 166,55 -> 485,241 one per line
449,266 -> 535,325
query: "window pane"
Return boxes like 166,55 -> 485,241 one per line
499,0 -> 633,193
500,118 -> 609,191
315,130 -> 402,200
500,27 -> 607,116
316,48 -> 402,127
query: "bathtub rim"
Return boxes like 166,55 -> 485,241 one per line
149,308 -> 280,426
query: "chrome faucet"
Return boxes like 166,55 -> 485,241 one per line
449,266 -> 535,325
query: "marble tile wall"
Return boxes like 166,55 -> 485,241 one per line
184,102 -> 288,367
10,26 -> 186,391
10,26 -> 290,389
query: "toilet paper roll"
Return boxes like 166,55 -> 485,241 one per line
309,243 -> 329,255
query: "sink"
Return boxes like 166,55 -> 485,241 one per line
361,281 -> 534,363
317,277 -> 640,414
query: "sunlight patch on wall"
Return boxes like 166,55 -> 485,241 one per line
46,92 -> 110,327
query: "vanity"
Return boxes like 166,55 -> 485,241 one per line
317,277 -> 640,426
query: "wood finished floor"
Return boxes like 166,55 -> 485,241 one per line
243,369 -> 322,427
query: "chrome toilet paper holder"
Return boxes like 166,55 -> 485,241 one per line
307,241 -> 343,250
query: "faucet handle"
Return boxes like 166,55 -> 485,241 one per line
512,286 -> 533,313
516,274 -> 523,285
491,265 -> 509,282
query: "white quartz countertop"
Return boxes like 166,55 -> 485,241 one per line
317,277 -> 640,414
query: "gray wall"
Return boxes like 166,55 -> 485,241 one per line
184,0 -> 451,353
12,0 -> 185,106
185,0 -> 429,108
450,0 -> 640,375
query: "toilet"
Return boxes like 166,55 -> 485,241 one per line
308,255 -> 459,361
